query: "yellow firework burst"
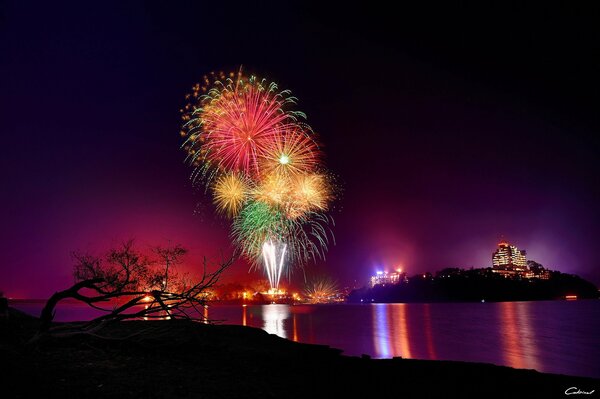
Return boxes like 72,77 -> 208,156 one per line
292,174 -> 330,212
304,276 -> 339,304
253,172 -> 332,219
213,173 -> 249,218
259,128 -> 320,177
253,173 -> 292,210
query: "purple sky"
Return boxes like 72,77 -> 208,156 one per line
1,2 -> 598,297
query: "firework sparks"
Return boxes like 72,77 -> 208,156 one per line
212,173 -> 250,218
289,173 -> 331,217
259,128 -> 320,177
232,200 -> 285,260
182,74 -> 306,180
253,172 -> 331,219
180,69 -> 336,291
304,276 -> 339,304
262,240 -> 287,291
254,173 -> 291,208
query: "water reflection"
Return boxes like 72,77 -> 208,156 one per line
499,302 -> 539,370
372,304 -> 391,357
423,304 -> 437,360
395,304 -> 412,359
372,304 -> 413,358
292,313 -> 298,342
262,304 -> 289,338
11,301 -> 599,378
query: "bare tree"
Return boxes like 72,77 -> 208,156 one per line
152,243 -> 187,292
36,240 -> 233,339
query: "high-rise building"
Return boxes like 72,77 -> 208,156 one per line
492,239 -> 527,277
370,271 -> 404,287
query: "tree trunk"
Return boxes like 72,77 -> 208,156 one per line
39,278 -> 104,332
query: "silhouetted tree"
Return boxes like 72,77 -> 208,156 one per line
35,239 -> 233,339
0,290 -> 7,319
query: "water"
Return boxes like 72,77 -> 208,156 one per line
12,300 -> 600,379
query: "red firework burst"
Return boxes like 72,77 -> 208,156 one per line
199,76 -> 299,177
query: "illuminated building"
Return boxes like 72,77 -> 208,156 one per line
492,239 -> 527,277
370,271 -> 404,288
526,260 -> 551,280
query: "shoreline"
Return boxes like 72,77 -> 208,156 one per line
6,297 -> 598,304
1,308 -> 598,398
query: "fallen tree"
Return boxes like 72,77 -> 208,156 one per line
34,239 -> 233,340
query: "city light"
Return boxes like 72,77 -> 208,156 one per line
492,240 -> 550,279
370,270 -> 404,287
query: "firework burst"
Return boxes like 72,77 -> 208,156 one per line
289,173 -> 331,217
182,73 -> 307,181
253,172 -> 332,220
259,127 -> 320,178
254,173 -> 292,208
231,200 -> 286,260
212,173 -> 250,218
180,69 -> 336,290
231,200 -> 333,267
304,276 -> 339,304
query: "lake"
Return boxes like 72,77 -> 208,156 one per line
12,300 -> 600,379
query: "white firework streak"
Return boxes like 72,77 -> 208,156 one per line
262,240 -> 287,291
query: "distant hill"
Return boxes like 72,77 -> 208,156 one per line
348,268 -> 599,303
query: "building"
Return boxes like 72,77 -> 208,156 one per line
370,271 -> 404,287
492,239 -> 528,277
526,260 -> 552,280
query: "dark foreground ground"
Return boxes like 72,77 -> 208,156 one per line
0,308 -> 597,399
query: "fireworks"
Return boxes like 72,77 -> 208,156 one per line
212,173 -> 250,218
254,173 -> 292,208
232,200 -> 286,259
254,173 -> 331,219
289,173 -> 330,217
259,128 -> 320,177
304,276 -> 339,304
180,69 -> 336,290
182,74 -> 305,179
262,241 -> 287,291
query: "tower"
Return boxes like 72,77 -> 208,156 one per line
492,239 -> 528,277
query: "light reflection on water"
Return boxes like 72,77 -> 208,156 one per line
12,300 -> 600,378
423,304 -> 436,359
372,303 -> 412,358
499,301 -> 539,370
372,304 -> 390,357
261,304 -> 289,339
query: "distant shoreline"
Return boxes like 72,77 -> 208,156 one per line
349,269 -> 599,303
6,297 -> 599,305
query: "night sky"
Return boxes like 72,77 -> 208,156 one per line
1,2 -> 599,297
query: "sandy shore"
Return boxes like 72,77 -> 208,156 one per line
0,308 -> 597,398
